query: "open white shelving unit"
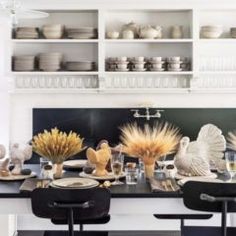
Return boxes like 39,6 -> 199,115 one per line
9,7 -> 236,94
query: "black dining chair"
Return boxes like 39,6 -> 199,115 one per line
182,181 -> 236,236
31,188 -> 111,236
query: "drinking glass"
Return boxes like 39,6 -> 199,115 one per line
125,166 -> 138,185
111,153 -> 124,185
225,151 -> 236,180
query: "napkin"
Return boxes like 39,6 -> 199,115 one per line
20,178 -> 50,192
149,178 -> 180,192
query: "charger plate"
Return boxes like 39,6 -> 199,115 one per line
79,171 -> 126,180
50,177 -> 99,189
0,172 -> 37,181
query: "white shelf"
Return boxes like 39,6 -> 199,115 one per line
11,71 -> 99,76
12,88 -> 190,94
12,87 -> 236,94
12,39 -> 99,43
105,39 -> 193,43
12,88 -> 99,94
101,88 -> 190,94
198,39 -> 236,43
190,88 -> 236,93
198,71 -> 236,74
105,71 -> 193,75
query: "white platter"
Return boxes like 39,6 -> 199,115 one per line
79,171 -> 126,180
0,172 -> 37,181
63,160 -> 87,169
51,177 -> 99,189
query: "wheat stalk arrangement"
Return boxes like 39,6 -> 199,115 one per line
32,127 -> 84,164
120,122 -> 181,162
227,131 -> 236,150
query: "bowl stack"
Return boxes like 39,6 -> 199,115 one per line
149,57 -> 165,72
167,57 -> 182,72
13,55 -> 35,71
42,24 -> 64,39
201,25 -> 223,39
66,27 -> 98,39
39,53 -> 63,71
15,27 -> 39,39
231,28 -> 236,38
66,61 -> 95,71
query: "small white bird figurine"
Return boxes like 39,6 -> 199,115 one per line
10,143 -> 32,175
174,124 -> 226,177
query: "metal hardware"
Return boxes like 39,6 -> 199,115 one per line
131,107 -> 164,120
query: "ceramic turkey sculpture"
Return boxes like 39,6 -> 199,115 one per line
174,124 -> 226,177
0,144 -> 10,176
10,143 -> 32,175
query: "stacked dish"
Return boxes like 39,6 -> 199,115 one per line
131,57 -> 147,72
13,55 -> 35,71
66,27 -> 98,39
39,53 -> 63,71
200,25 -> 223,39
230,28 -> 236,38
115,57 -> 130,72
167,57 -> 183,72
149,57 -> 165,72
66,61 -> 96,71
15,27 -> 39,39
42,24 -> 64,39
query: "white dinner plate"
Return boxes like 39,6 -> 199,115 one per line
51,177 -> 99,189
63,160 -> 87,169
0,172 -> 37,181
79,171 -> 126,180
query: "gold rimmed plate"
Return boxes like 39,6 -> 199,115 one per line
0,172 -> 37,181
50,177 -> 99,189
79,171 -> 126,180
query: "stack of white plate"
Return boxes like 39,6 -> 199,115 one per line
39,53 -> 63,71
42,24 -> 64,39
13,55 -> 35,71
50,177 -> 99,189
66,27 -> 98,39
66,61 -> 95,71
15,27 -> 39,39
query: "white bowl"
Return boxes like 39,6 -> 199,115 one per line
42,24 -> 64,31
201,30 -> 222,39
43,31 -> 63,39
201,25 -> 222,31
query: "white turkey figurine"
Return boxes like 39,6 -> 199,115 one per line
10,143 -> 32,175
174,124 -> 226,177
0,144 -> 10,176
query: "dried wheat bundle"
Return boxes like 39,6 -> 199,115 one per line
227,131 -> 236,150
32,127 -> 84,163
120,122 -> 181,161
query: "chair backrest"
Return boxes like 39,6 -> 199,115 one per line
183,181 -> 236,213
31,188 -> 111,222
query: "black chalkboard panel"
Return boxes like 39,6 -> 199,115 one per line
31,108 -> 236,164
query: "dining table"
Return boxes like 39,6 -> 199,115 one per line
0,164 -> 232,235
